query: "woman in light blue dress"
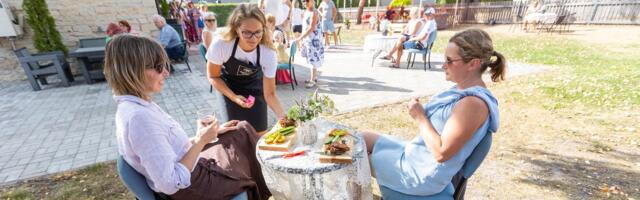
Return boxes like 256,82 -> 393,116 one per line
295,0 -> 324,88
363,29 -> 507,198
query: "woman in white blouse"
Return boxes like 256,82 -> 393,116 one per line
105,34 -> 271,200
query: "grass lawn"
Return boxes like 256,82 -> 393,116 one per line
2,25 -> 639,199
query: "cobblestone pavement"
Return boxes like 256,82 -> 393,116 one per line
0,45 -> 544,185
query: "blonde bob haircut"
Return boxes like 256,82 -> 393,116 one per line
103,34 -> 169,100
223,3 -> 274,49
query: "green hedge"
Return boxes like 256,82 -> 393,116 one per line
207,3 -> 241,27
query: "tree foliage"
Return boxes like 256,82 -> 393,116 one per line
22,0 -> 67,54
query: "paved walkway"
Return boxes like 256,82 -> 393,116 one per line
0,44 -> 544,185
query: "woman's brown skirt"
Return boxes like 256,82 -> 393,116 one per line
169,121 -> 271,200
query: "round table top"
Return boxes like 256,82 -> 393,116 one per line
363,34 -> 401,52
256,119 -> 367,175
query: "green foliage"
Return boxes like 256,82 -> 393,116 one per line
207,3 -> 239,27
431,31 -> 640,109
437,0 -> 458,4
0,187 -> 33,199
22,0 -> 68,54
287,92 -> 336,122
158,0 -> 171,18
390,0 -> 411,7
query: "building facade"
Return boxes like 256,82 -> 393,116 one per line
0,0 -> 159,82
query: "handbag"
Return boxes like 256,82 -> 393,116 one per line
416,41 -> 425,50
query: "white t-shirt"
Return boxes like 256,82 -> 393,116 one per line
418,19 -> 437,44
206,38 -> 278,78
291,8 -> 304,26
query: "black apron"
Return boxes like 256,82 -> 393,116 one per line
221,38 -> 268,132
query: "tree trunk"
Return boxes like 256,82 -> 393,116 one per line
356,0 -> 366,24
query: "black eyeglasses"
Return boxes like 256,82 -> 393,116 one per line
445,58 -> 464,65
240,30 -> 264,39
206,19 -> 216,22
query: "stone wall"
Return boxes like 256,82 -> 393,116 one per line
0,0 -> 159,82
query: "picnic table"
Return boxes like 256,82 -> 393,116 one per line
69,46 -> 105,84
256,118 -> 373,200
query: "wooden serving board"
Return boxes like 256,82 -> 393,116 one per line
319,133 -> 354,164
257,126 -> 297,152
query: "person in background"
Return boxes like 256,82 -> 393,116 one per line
152,14 -> 185,61
380,7 -> 437,68
295,0 -> 324,88
186,2 -> 201,45
402,7 -> 424,39
201,12 -> 219,52
364,28 -> 506,198
206,4 -> 286,134
106,34 -> 271,200
267,13 -> 292,84
197,5 -> 207,37
266,14 -> 284,45
523,0 -> 545,31
105,23 -> 125,42
318,0 -> 337,48
118,20 -> 139,35
290,1 -> 304,47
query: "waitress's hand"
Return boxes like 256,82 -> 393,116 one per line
408,98 -> 426,121
233,95 -> 251,109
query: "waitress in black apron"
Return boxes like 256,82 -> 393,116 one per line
205,4 -> 285,134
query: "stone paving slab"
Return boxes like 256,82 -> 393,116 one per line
0,44 -> 544,185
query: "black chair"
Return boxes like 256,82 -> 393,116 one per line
13,48 -> 74,91
168,23 -> 192,73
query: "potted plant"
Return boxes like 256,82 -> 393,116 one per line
284,92 -> 335,145
286,92 -> 335,123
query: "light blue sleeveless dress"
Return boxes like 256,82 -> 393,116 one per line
371,86 -> 500,197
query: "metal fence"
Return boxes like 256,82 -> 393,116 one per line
338,0 -> 640,25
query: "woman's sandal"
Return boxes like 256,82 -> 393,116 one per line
305,81 -> 316,88
390,63 -> 400,68
379,55 -> 393,60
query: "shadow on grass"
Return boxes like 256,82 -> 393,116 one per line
511,147 -> 639,199
0,162 -> 131,200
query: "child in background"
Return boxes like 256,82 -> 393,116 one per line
274,32 -> 289,64
267,13 -> 293,84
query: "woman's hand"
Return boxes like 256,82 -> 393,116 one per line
408,98 -> 426,121
218,120 -> 240,134
196,117 -> 220,144
233,95 -> 251,108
